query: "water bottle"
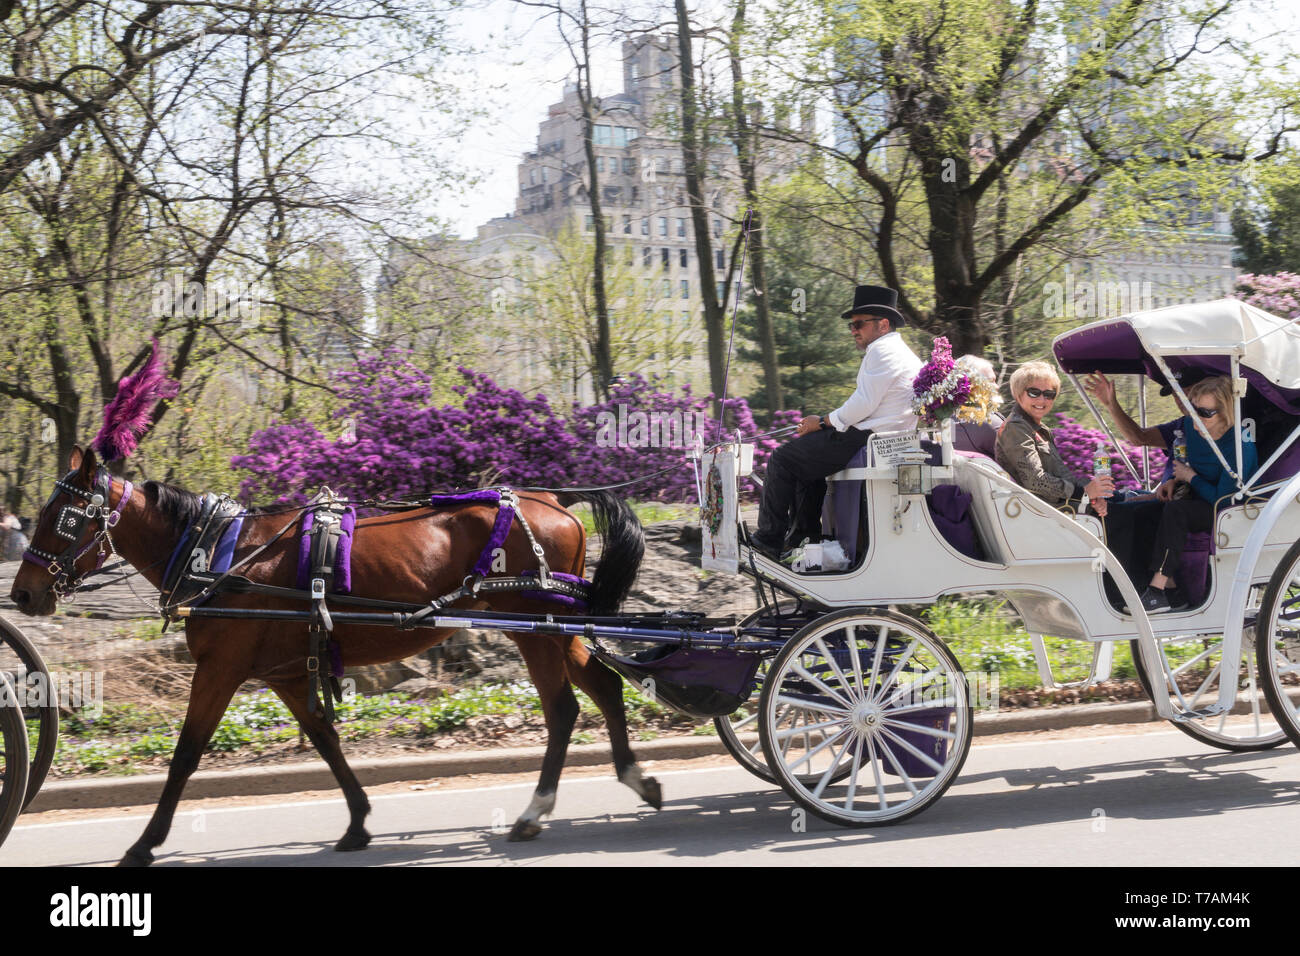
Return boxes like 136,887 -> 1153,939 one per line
1093,443 -> 1112,498
1173,427 -> 1187,463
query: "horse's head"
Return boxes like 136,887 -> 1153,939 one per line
9,446 -> 132,616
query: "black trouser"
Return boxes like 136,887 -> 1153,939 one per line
1149,496 -> 1215,580
755,427 -> 874,551
1101,497 -> 1166,596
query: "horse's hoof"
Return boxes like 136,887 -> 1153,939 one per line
641,776 -> 663,811
118,845 -> 154,867
507,819 -> 542,842
335,826 -> 371,852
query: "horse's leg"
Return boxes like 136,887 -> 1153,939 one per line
119,661 -> 245,867
563,636 -> 662,810
267,676 -> 371,852
506,632 -> 579,841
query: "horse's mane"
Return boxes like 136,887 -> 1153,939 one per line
142,480 -> 280,535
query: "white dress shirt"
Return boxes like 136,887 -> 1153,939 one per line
827,331 -> 922,433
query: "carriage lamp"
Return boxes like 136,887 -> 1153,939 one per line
895,454 -> 934,496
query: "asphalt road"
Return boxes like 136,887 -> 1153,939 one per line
8,727 -> 1300,866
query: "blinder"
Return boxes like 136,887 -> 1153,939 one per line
24,467 -> 132,598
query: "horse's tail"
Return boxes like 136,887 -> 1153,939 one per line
558,490 -> 644,615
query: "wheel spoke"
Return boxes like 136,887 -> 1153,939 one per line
789,662 -> 854,710
774,715 -> 850,742
814,635 -> 858,703
772,693 -> 849,717
879,725 -> 945,775
882,717 -> 957,741
810,731 -> 855,800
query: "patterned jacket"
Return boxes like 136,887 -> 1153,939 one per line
994,406 -> 1085,508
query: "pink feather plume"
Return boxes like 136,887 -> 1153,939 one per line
92,339 -> 180,462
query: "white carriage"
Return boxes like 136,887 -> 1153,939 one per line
700,299 -> 1300,827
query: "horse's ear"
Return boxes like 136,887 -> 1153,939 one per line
70,445 -> 96,479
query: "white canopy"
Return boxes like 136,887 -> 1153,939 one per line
1053,298 -> 1300,389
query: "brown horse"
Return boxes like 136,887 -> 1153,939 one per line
10,446 -> 657,865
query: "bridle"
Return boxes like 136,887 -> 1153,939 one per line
22,466 -> 132,601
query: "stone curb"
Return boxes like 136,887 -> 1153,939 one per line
27,700 -> 1170,812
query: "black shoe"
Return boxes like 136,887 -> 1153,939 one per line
1165,586 -> 1190,612
1138,587 -> 1174,614
749,537 -> 783,562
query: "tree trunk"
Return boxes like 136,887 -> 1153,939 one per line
577,1 -> 612,402
729,0 -> 781,419
675,0 -> 726,417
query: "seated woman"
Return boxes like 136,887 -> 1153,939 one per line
995,361 -> 1113,510
1133,375 -> 1258,613
953,355 -> 1004,458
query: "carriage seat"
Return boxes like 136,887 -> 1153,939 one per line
820,445 -> 986,565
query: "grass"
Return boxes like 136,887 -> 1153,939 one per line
50,677 -> 680,776
568,500 -> 697,538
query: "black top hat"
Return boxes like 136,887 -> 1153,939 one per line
1158,367 -> 1210,397
841,285 -> 906,326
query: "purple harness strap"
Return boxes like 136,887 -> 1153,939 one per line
295,507 -> 357,593
429,489 -> 514,579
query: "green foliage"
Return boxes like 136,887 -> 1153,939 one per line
1233,150 -> 1300,274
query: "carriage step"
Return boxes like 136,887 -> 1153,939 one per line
1170,705 -> 1227,722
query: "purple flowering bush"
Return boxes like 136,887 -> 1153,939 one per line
232,352 -> 797,505
1235,272 -> 1300,320
1053,415 -> 1168,492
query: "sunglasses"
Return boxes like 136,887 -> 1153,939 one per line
847,318 -> 881,332
1024,387 -> 1058,400
1194,404 -> 1219,419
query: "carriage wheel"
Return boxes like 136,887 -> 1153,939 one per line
1255,538 -> 1300,750
759,607 -> 972,827
713,601 -> 850,787
1128,586 -> 1288,752
0,672 -> 31,848
0,615 -> 59,808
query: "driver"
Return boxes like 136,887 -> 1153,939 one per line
750,284 -> 921,562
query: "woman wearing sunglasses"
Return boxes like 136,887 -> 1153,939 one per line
995,361 -> 1115,511
1133,375 -> 1258,613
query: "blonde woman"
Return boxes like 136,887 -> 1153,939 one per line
995,361 -> 1114,510
1136,375 -> 1258,613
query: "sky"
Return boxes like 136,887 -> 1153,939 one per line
431,0 -> 648,238
427,0 -> 1299,240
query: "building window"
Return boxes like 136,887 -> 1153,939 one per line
712,219 -> 722,238
643,246 -> 652,267
597,156 -> 605,173
676,218 -> 686,237
541,166 -> 548,183
623,214 -> 632,234
641,217 -> 649,236
716,281 -> 726,302
631,185 -> 640,203
585,215 -> 595,231
715,249 -> 724,270
594,125 -> 613,146
680,279 -> 690,299
662,279 -> 672,298
658,217 -> 668,237
661,247 -> 670,270
681,311 -> 690,324
625,244 -> 634,266
656,186 -> 665,202
623,157 -> 635,175
529,169 -> 536,185
679,248 -> 688,268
